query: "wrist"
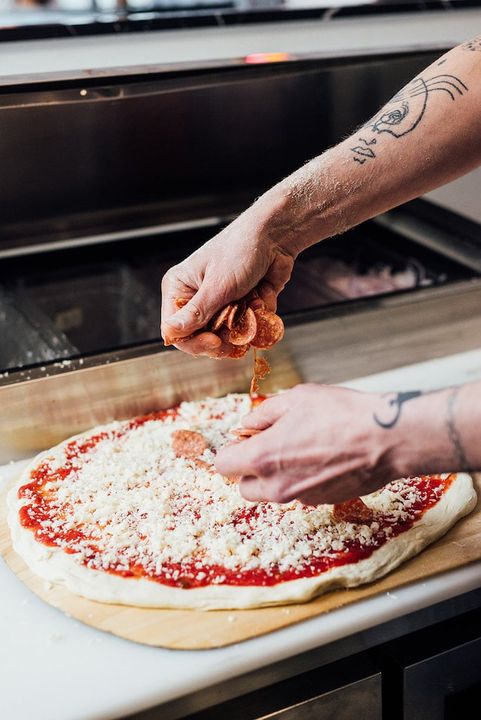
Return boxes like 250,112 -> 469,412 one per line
252,146 -> 353,258
447,383 -> 479,471
371,389 -> 455,479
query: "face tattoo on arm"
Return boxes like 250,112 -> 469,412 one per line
350,72 -> 469,164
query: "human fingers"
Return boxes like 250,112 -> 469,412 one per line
215,424 -> 281,480
162,285 -> 226,341
173,333 -> 250,359
256,281 -> 278,313
287,462 -> 380,506
259,250 -> 295,311
160,268 -> 195,341
240,392 -> 290,431
238,471 -> 352,505
238,475 -> 288,504
172,332 -> 222,356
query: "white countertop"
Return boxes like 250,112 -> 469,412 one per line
2,347 -> 481,720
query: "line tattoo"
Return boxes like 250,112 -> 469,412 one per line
447,387 -> 469,469
351,137 -> 377,165
351,72 -> 468,164
373,391 -> 423,429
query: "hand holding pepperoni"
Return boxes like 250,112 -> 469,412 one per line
160,204 -> 296,358
215,384 -> 454,505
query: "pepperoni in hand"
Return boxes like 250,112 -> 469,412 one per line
166,291 -> 284,359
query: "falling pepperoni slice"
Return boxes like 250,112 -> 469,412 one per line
171,430 -> 208,459
332,497 -> 373,523
250,353 -> 270,396
251,309 -> 284,349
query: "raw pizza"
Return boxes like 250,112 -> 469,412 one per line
7,394 -> 476,610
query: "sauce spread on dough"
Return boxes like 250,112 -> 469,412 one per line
17,406 -> 454,590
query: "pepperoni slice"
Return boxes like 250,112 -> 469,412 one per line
332,497 -> 373,524
224,303 -> 239,330
226,343 -> 250,359
210,305 -> 233,332
213,327 -> 249,359
171,430 -> 208,459
250,353 -> 271,395
229,307 -> 257,346
166,294 -> 283,358
251,309 -> 284,349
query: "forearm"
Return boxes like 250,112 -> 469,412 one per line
374,380 -> 481,477
252,38 -> 481,256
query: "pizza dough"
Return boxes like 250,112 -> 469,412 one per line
7,394 -> 476,610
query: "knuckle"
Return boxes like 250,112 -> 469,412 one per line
161,266 -> 177,291
254,453 -> 279,478
185,299 -> 209,325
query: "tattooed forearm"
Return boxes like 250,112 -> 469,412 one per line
447,387 -> 470,469
350,71 -> 468,164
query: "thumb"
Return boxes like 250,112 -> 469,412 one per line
164,285 -> 228,336
242,393 -> 289,431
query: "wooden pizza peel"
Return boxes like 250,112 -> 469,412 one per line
1,474 -> 481,650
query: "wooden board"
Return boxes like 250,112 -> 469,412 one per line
2,476 -> 481,650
